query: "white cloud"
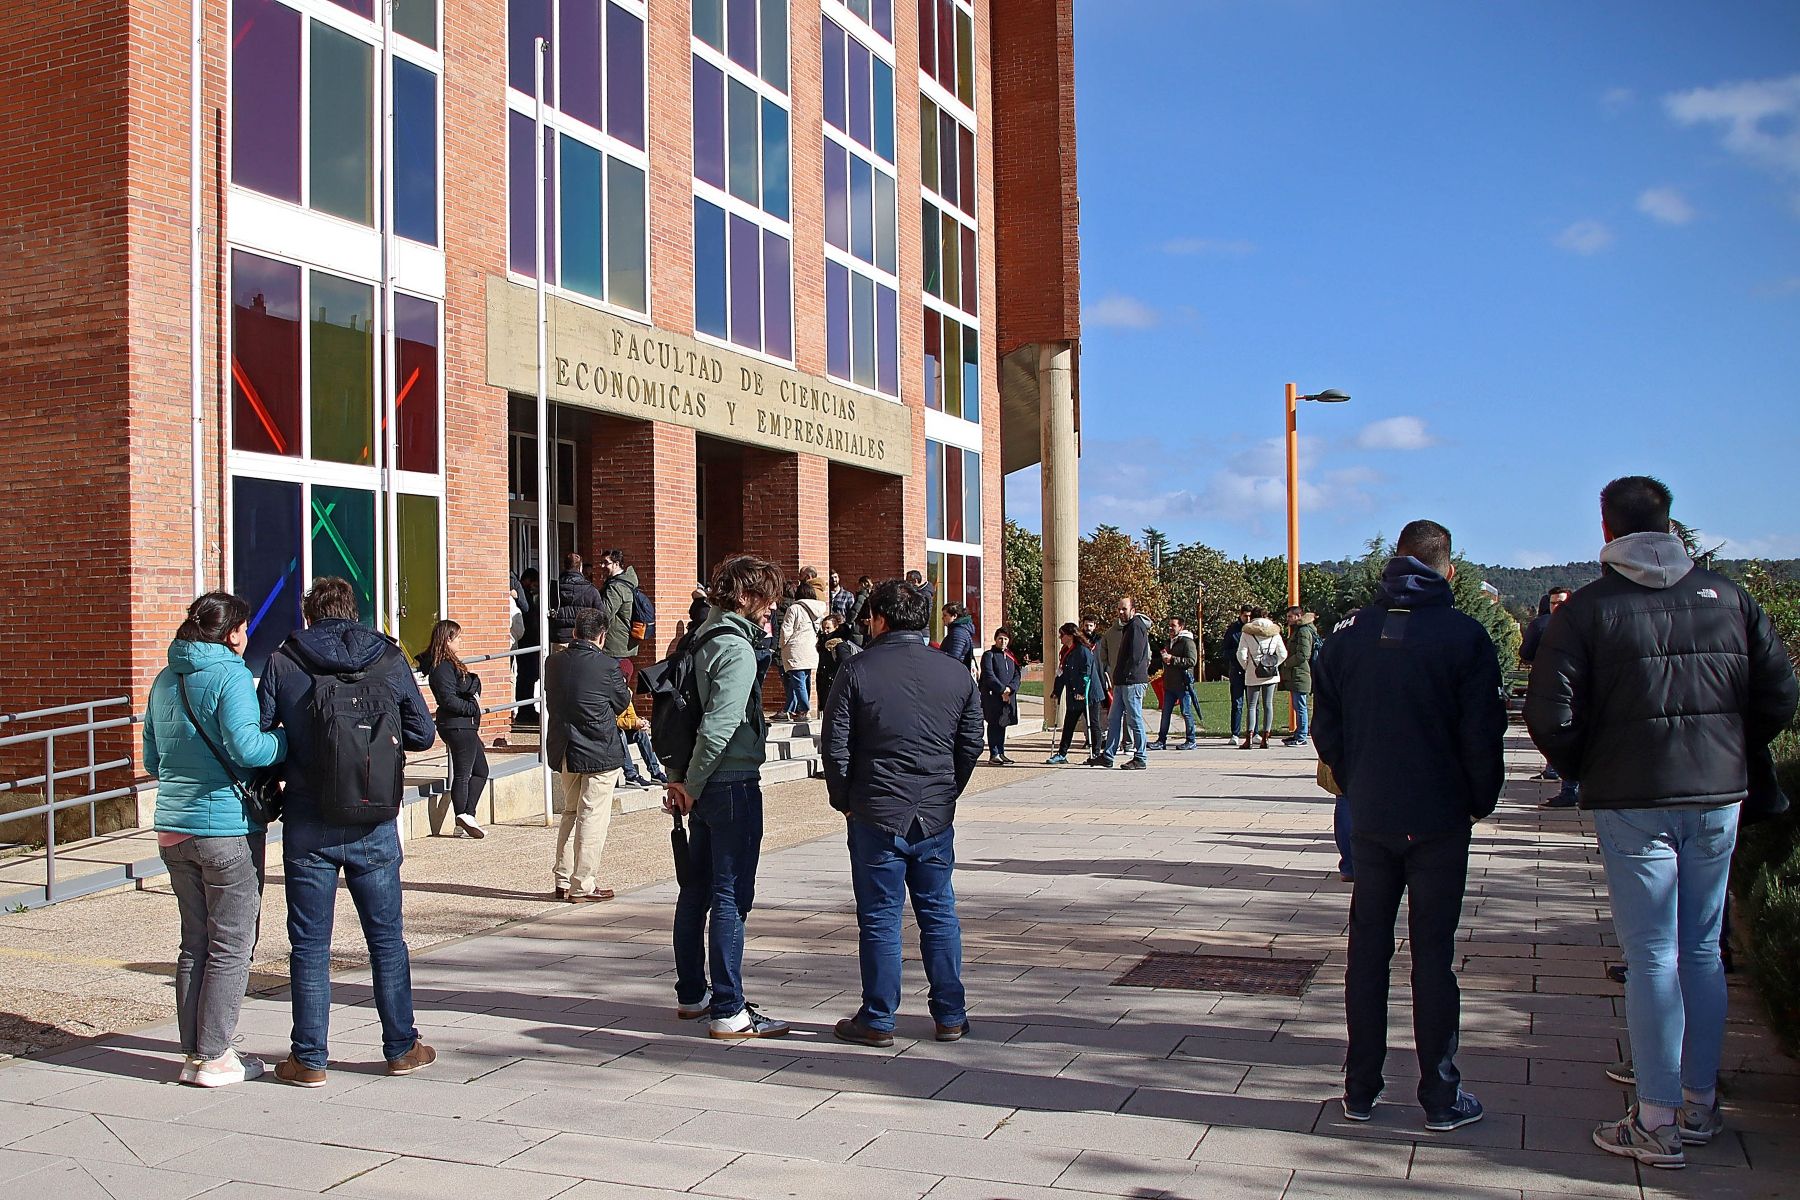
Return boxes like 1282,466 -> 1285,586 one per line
1161,237 -> 1257,257
1354,416 -> 1437,451
1705,531 -> 1800,559
1601,87 -> 1635,115
1087,294 -> 1161,330
1554,219 -> 1614,255
1752,275 -> 1800,298
1636,186 -> 1695,225
1665,74 -> 1800,179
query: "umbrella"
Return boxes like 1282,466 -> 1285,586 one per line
670,809 -> 695,887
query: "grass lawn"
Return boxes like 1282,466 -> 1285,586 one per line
1018,678 -> 1243,736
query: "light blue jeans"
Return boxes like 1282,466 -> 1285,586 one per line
1106,683 -> 1148,765
1594,805 -> 1740,1108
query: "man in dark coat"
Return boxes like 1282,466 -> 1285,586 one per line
1221,604 -> 1253,741
258,577 -> 437,1086
1518,585 -> 1575,797
1526,476 -> 1798,1167
549,552 -> 606,646
1314,520 -> 1504,1135
821,579 -> 983,1048
978,627 -> 1022,765
513,568 -> 542,727
1099,596 -> 1154,771
1280,606 -> 1319,747
545,609 -> 633,903
1150,615 -> 1201,751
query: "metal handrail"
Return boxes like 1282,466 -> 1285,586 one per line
0,701 -> 144,907
0,697 -> 129,727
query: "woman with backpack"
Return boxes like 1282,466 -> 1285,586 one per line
421,620 -> 488,839
778,581 -> 828,718
142,592 -> 287,1087
1235,608 -> 1289,750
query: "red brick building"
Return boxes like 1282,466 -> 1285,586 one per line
0,0 -> 1079,722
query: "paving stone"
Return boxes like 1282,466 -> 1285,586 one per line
1123,1086 -> 1323,1133
332,1156 -> 578,1198
630,1072 -> 830,1118
1407,1144 -> 1642,1197
1191,1125 -> 1411,1178
489,1091 -> 691,1141
850,1128 -> 1079,1186
1054,1147 -> 1291,1199
663,1109 -> 884,1163
984,1107 -> 1203,1158
503,1130 -> 739,1189
932,1068 -> 1131,1114
689,1152 -> 939,1200
1282,1171 -> 1525,1199
805,1092 -> 1010,1138
6,1111 -> 229,1167
0,1065 -> 89,1104
7,1155 -> 223,1200
156,1131 -> 392,1191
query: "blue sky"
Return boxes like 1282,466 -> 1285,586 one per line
1003,0 -> 1800,567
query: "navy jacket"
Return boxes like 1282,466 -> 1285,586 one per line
544,641 -> 632,774
821,630 -> 984,837
939,616 -> 977,667
979,647 -> 1022,727
258,620 -> 436,824
1314,558 -> 1506,836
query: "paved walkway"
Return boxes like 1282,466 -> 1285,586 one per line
1,735 -> 1793,1199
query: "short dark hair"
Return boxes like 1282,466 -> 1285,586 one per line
303,577 -> 359,623
1601,475 -> 1674,537
1058,621 -> 1079,639
858,575 -> 872,587
797,581 -> 820,601
904,569 -> 923,585
1284,605 -> 1302,619
600,548 -> 626,568
994,626 -> 1013,639
562,551 -> 583,572
709,554 -> 784,614
1169,614 -> 1185,627
1395,519 -> 1453,576
1548,585 -> 1571,598
573,608 -> 605,642
943,601 -> 966,619
869,580 -> 929,631
1250,606 -> 1270,620
521,567 -> 539,585
1238,604 -> 1253,615
176,591 -> 252,645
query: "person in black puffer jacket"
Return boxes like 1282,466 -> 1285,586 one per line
1526,477 -> 1798,1165
544,610 -> 633,903
1313,520 -> 1504,1134
549,553 -> 606,646
420,620 -> 488,840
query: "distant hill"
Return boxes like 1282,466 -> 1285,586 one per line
1470,559 -> 1800,612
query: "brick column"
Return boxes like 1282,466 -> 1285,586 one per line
741,449 -> 830,581
828,463 -> 906,584
587,416 -> 698,662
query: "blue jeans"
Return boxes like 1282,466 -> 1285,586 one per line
1229,675 -> 1246,738
1594,806 -> 1740,1108
1291,691 -> 1310,739
621,726 -> 666,782
1106,683 -> 1148,764
283,819 -> 416,1068
845,817 -> 966,1032
1158,684 -> 1197,744
673,779 -> 764,1020
781,669 -> 812,716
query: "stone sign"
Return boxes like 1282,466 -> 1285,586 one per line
486,277 -> 911,476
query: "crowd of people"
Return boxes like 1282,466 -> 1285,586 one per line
136,475 -> 1799,1175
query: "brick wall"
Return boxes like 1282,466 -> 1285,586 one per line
828,462 -> 906,584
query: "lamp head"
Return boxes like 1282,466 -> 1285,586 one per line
1302,389 -> 1351,404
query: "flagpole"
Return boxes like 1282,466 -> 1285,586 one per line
533,36 -> 554,827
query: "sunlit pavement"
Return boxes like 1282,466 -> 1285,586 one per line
1,732 -> 1792,1199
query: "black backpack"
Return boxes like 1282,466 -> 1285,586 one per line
307,665 -> 406,825
629,584 -> 655,649
642,624 -> 755,775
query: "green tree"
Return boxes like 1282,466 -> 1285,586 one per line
1002,519 -> 1045,661
1080,526 -> 1168,628
1159,542 -> 1257,674
1240,556 -> 1289,615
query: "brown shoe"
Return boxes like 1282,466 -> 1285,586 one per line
935,1021 -> 970,1042
567,888 -> 615,903
274,1054 -> 327,1088
385,1040 -> 436,1076
553,886 -> 568,900
834,1017 -> 895,1048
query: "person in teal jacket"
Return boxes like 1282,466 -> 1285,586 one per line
142,592 -> 285,1088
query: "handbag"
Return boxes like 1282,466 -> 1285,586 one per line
1316,758 -> 1343,797
177,674 -> 283,826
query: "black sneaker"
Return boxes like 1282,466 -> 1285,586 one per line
1146,742 -> 1167,752
1604,1058 -> 1634,1086
1424,1091 -> 1484,1132
833,1017 -> 895,1048
1120,759 -> 1147,771
1342,1092 -> 1382,1121
1086,756 -> 1114,769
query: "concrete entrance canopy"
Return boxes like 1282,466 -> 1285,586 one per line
486,278 -> 912,477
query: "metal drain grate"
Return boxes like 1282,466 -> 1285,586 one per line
1112,951 -> 1322,997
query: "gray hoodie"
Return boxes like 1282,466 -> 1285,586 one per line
1598,532 -> 1692,590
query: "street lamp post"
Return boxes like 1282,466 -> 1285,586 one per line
1284,384 -> 1349,733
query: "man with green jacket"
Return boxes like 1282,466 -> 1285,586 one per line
665,555 -> 788,1040
597,548 -> 642,658
1281,606 -> 1319,747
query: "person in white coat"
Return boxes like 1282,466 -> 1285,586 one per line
1236,609 -> 1289,749
778,582 -> 829,718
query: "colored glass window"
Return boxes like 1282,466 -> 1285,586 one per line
560,135 -> 604,299
850,272 -> 875,389
311,22 -> 373,225
826,261 -> 849,379
759,0 -> 788,91
509,0 -> 552,98
940,209 -> 959,306
873,59 -> 895,162
764,229 -> 792,361
326,0 -> 372,17
394,294 -> 439,474
762,99 -> 790,221
964,446 -> 982,539
607,3 -> 646,148
397,493 -> 441,663
848,39 -> 871,149
874,170 -> 897,273
694,198 -> 728,339
233,476 -> 303,673
937,0 -> 953,93
728,213 -> 761,350
393,57 -> 438,246
607,157 -> 647,312
917,0 -> 934,76
726,0 -> 756,72
824,140 -> 848,249
925,442 -> 942,539
923,311 -> 941,411
957,124 -> 976,216
877,283 -> 898,395
231,0 -> 300,203
560,0 -> 603,129
849,156 -> 874,262
693,0 -> 723,50
942,317 -> 961,416
945,446 -> 964,541
939,109 -> 957,206
693,57 -> 726,189
310,272 -> 374,466
312,484 -> 377,625
873,0 -> 893,40
961,223 -> 977,312
727,78 -> 760,206
395,0 -> 436,48
823,19 -> 846,131
919,96 -> 938,192
961,319 -> 980,423
921,200 -> 940,295
507,111 -> 557,281
955,6 -> 974,106
231,251 -> 301,457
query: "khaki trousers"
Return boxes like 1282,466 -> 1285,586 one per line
554,768 -> 621,896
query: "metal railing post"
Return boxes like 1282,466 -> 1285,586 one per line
43,737 -> 57,904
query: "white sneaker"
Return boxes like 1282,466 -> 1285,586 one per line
677,990 -> 712,1020
189,1049 -> 265,1088
708,1005 -> 791,1040
177,1054 -> 200,1085
454,813 -> 486,839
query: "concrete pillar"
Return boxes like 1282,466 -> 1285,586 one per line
1039,341 -> 1078,730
